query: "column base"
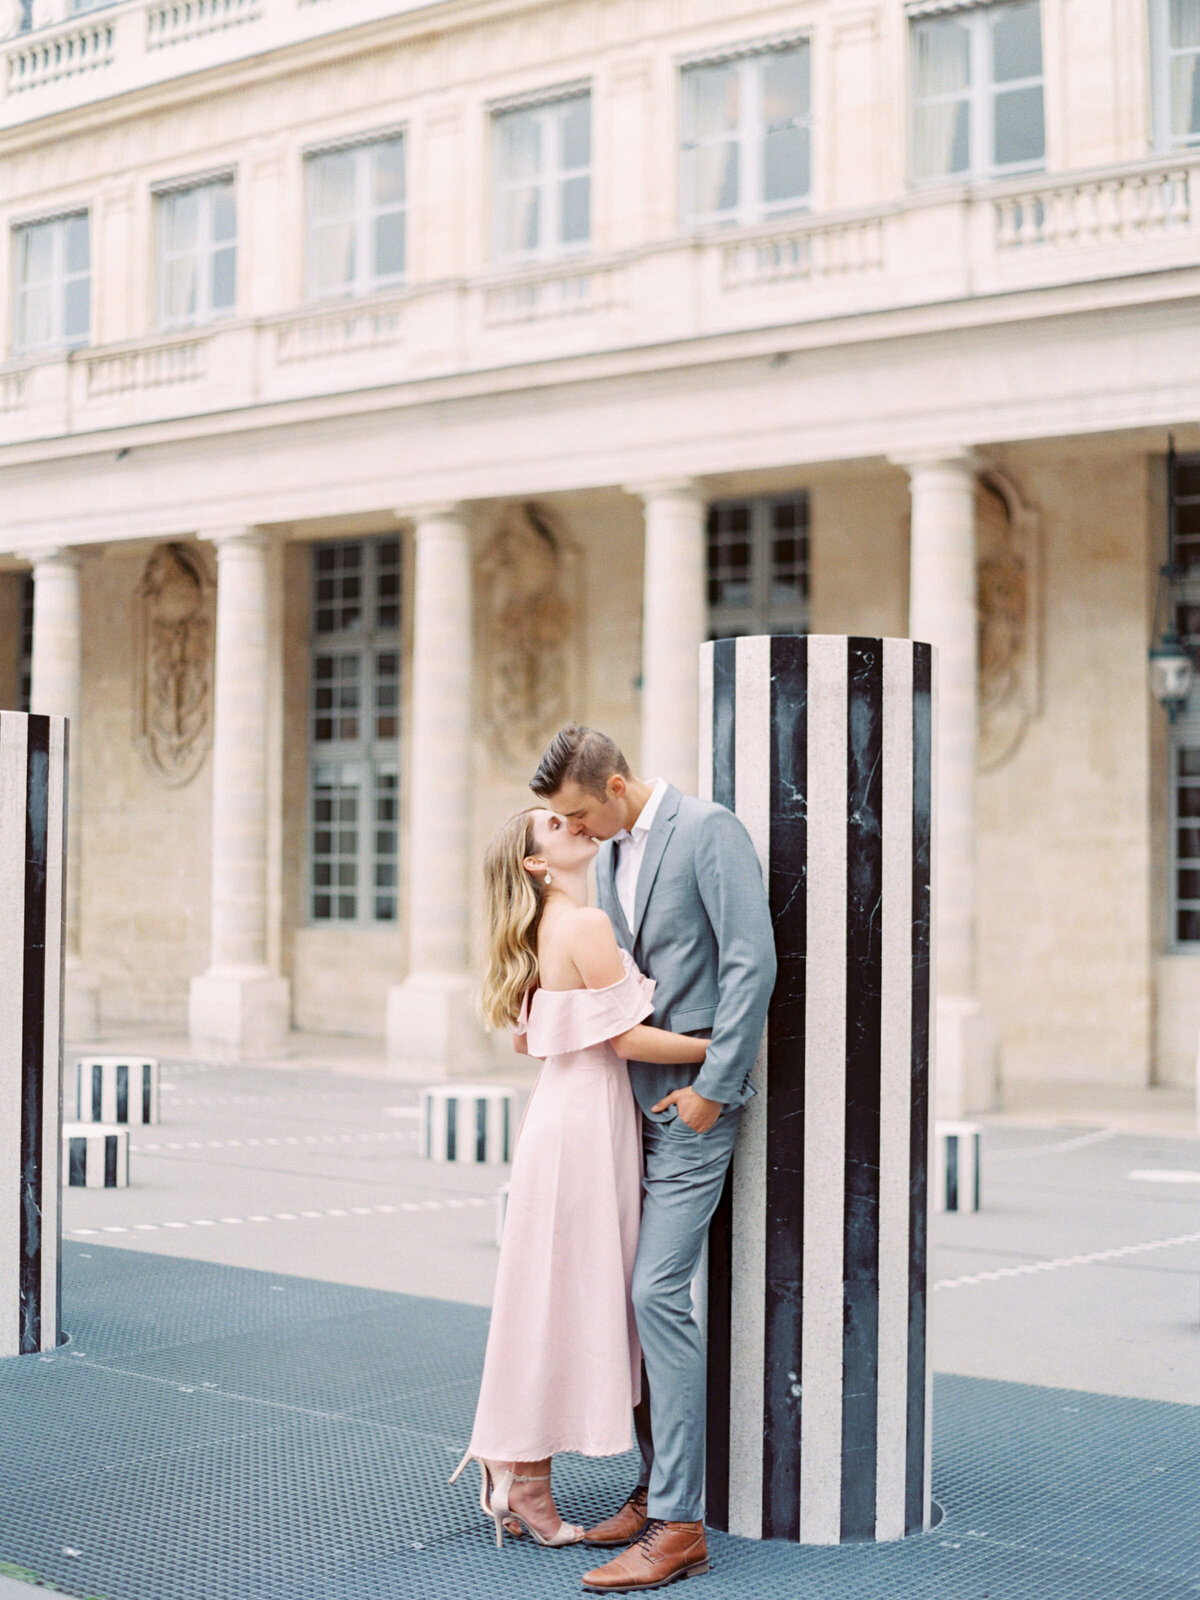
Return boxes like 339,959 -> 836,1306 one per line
189,967 -> 291,1055
63,956 -> 101,1044
385,972 -> 491,1080
935,995 -> 999,1119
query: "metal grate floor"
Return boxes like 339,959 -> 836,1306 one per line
0,1244 -> 1197,1600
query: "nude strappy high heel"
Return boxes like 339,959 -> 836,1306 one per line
449,1451 -> 583,1549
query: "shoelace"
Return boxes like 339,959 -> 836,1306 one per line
632,1518 -> 665,1553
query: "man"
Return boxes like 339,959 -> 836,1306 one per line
530,724 -> 775,1593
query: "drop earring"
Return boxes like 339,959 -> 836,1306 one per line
544,870 -> 553,887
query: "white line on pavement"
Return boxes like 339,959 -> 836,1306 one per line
67,1197 -> 493,1239
1128,1169 -> 1200,1184
990,1129 -> 1119,1162
130,1130 -> 417,1154
934,1228 -> 1200,1290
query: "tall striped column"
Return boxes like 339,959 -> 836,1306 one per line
0,712 -> 67,1358
700,635 -> 935,1544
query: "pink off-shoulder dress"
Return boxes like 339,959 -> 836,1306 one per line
467,951 -> 655,1461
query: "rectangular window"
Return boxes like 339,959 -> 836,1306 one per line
910,1 -> 1045,183
493,91 -> 591,262
306,135 -> 406,301
1151,0 -> 1200,148
19,571 -> 33,714
681,41 -> 811,228
706,493 -> 810,639
308,537 -> 403,925
12,212 -> 90,355
157,178 -> 237,329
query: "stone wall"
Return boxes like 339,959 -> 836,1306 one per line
0,573 -> 21,710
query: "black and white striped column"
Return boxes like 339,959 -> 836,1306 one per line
700,636 -> 935,1544
0,712 -> 68,1359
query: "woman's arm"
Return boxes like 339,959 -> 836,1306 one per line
569,909 -> 708,1065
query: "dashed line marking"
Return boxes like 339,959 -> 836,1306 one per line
67,1197 -> 492,1239
1128,1169 -> 1200,1185
934,1228 -> 1200,1289
131,1130 -> 417,1155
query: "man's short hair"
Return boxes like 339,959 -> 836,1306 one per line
530,724 -> 631,801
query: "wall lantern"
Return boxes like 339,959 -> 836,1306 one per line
1150,437 -> 1198,721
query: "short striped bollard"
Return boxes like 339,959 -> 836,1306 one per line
934,1121 -> 981,1214
62,1123 -> 130,1189
73,1057 -> 160,1126
421,1084 -> 514,1164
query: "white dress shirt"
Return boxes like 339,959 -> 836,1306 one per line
614,778 -> 669,932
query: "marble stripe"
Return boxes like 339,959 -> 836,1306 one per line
703,637 -> 738,1531
908,644 -> 935,1532
0,714 -> 29,1359
698,643 -> 715,806
20,714 -> 51,1354
726,633 -> 770,1539
799,636 -> 848,1546
38,717 -> 66,1349
875,640 -> 914,1540
840,640 -> 885,1539
762,634 -> 807,1540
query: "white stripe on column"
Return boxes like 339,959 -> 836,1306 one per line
698,643 -> 714,805
0,714 -> 28,1358
39,717 -> 66,1349
799,636 -> 848,1546
726,633 -> 770,1538
875,640 -> 914,1539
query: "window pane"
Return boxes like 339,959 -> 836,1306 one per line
687,142 -> 739,217
63,276 -> 90,342
1170,54 -> 1200,140
913,17 -> 971,97
1179,868 -> 1200,898
64,213 -> 90,274
17,287 -> 53,350
496,109 -> 542,182
560,174 -> 590,244
211,246 -> 236,311
164,257 -> 198,322
373,211 -> 405,280
763,124 -> 810,206
373,139 -> 405,206
1178,908 -> 1200,940
1170,0 -> 1200,49
913,99 -> 970,180
1180,746 -> 1200,776
18,222 -> 55,286
1180,826 -> 1200,856
991,0 -> 1043,82
993,83 -> 1045,166
310,150 -> 357,220
498,186 -> 540,256
163,189 -> 201,254
683,62 -> 739,140
312,221 -> 356,293
560,95 -> 591,168
762,46 -> 810,126
212,184 -> 237,243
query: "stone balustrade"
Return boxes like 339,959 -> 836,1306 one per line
2,153 -> 1197,443
6,11 -> 115,94
146,0 -> 262,49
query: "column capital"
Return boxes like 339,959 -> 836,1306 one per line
624,478 -> 704,506
400,502 -> 470,534
203,526 -> 272,554
889,449 -> 980,481
18,545 -> 81,570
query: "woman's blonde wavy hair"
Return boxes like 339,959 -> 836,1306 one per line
479,808 -> 547,1029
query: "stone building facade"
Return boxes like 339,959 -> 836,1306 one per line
0,0 -> 1197,1111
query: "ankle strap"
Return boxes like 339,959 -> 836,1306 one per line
511,1471 -> 552,1482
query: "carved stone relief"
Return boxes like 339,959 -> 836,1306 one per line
976,471 -> 1040,771
133,543 -> 214,787
477,504 -> 580,776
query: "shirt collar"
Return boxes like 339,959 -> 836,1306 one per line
630,777 -> 668,839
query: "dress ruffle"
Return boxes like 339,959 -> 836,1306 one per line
519,950 -> 656,1059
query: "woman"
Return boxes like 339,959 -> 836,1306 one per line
450,807 -> 707,1548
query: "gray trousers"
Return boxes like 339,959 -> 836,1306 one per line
632,1107 -> 741,1523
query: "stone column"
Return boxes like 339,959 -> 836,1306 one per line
28,547 -> 100,1041
386,505 -> 488,1076
899,453 -> 998,1115
632,481 -> 706,791
0,711 -> 67,1357
189,528 -> 289,1053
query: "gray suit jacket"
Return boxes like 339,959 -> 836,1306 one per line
596,785 -> 776,1122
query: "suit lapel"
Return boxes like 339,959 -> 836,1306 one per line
631,785 -> 682,945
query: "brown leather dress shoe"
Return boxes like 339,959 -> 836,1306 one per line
581,1519 -> 709,1591
583,1485 -> 649,1546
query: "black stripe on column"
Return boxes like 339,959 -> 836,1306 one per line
973,1134 -> 981,1212
906,641 -> 933,1533
762,633 -> 807,1540
19,715 -> 50,1355
476,1099 -> 487,1163
704,636 -> 737,1532
92,1062 -> 102,1123
104,1135 -> 119,1189
116,1063 -> 129,1124
143,1065 -> 153,1125
69,1138 -> 86,1188
946,1137 -> 958,1212
446,1099 -> 457,1162
841,639 -> 884,1539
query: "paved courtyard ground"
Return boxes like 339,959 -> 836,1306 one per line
1,1054 -> 1198,1599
